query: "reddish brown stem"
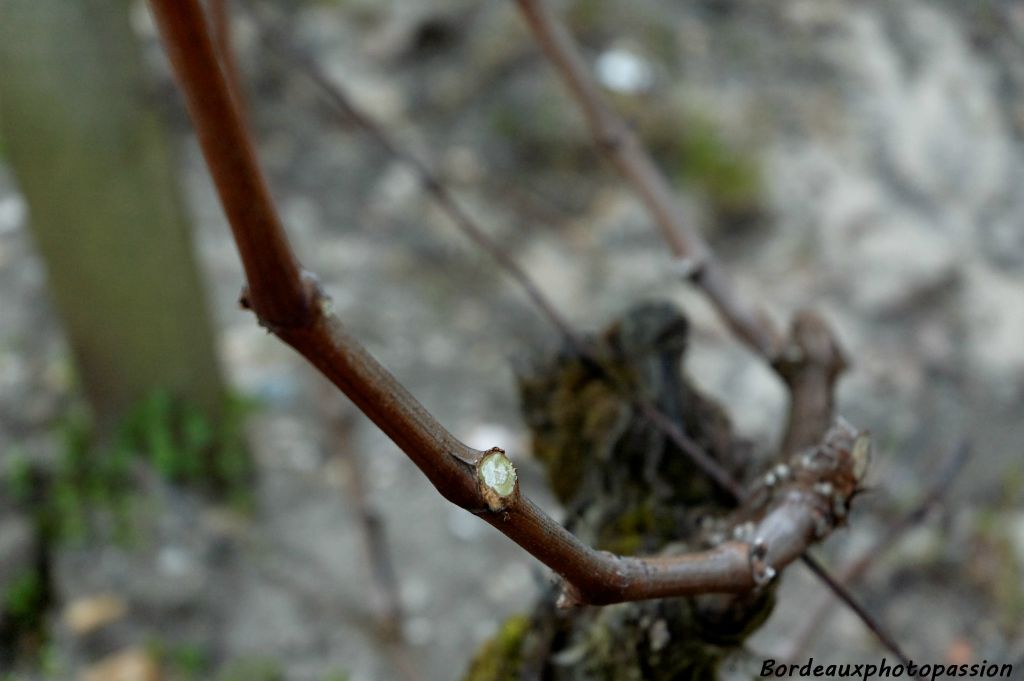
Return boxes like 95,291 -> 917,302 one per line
208,0 -> 250,127
149,0 -> 308,328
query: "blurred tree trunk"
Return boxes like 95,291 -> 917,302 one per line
0,0 -> 225,434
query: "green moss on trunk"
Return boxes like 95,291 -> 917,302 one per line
463,615 -> 530,681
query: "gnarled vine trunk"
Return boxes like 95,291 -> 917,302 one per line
466,302 -> 781,680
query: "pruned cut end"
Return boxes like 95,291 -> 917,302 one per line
478,448 -> 518,511
851,433 -> 872,483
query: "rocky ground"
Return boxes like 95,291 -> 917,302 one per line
2,0 -> 1024,679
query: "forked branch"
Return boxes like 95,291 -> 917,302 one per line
147,0 -> 866,607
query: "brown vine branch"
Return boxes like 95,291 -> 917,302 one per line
221,2 -> 914,667
148,0 -> 866,608
770,317 -> 913,667
194,3 -> 906,659
512,0 -> 782,360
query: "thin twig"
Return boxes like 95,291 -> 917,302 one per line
513,0 -> 782,360
800,554 -> 917,671
785,443 -> 970,661
319,384 -> 425,681
240,2 -> 579,348
320,387 -> 404,638
148,0 -> 867,607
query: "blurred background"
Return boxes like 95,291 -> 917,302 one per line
0,0 -> 1023,679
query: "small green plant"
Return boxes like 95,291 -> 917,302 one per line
40,408 -> 133,543
33,391 -> 256,545
673,118 -> 761,217
3,571 -> 45,624
2,449 -> 34,503
1,568 -> 49,660
119,390 -> 256,501
637,105 -> 763,229
38,641 -> 67,679
148,639 -> 211,680
323,671 -> 350,681
216,657 -> 285,681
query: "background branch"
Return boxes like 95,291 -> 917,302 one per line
242,1 -> 579,347
513,0 -> 782,359
318,384 -> 425,681
784,443 -> 970,661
